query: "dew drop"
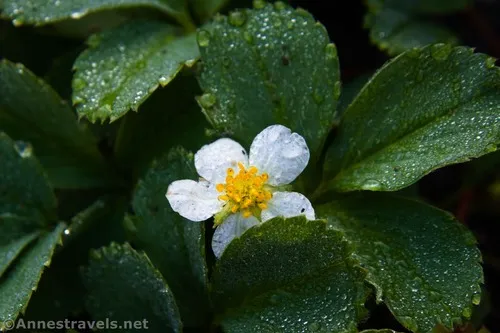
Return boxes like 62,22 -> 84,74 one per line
333,81 -> 341,100
73,77 -> 87,90
253,0 -> 266,9
199,93 -> 217,108
12,17 -> 25,27
229,10 -> 246,27
243,31 -> 254,44
274,1 -> 286,10
472,293 -> 481,305
70,10 -> 87,19
325,43 -> 337,60
14,141 -> 32,158
485,57 -> 497,69
361,179 -> 382,190
158,76 -> 170,86
197,30 -> 211,47
430,44 -> 452,61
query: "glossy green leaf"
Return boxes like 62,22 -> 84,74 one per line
83,242 -> 182,333
212,216 -> 367,333
318,193 -> 483,332
0,60 -> 116,189
24,196 -> 128,322
190,0 -> 229,21
0,223 -> 65,329
113,74 -> 210,179
0,216 -> 39,277
323,45 -> 500,193
196,2 -> 340,162
0,133 -> 57,223
72,21 -> 199,123
132,147 -> 210,327
2,0 -> 189,27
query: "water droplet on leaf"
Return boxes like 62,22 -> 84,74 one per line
197,30 -> 211,47
199,93 -> 217,108
430,44 -> 452,61
229,11 -> 246,27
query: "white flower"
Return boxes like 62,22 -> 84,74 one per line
166,125 -> 315,258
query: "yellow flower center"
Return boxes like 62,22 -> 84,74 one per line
216,162 -> 272,218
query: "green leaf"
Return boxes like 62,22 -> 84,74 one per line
0,223 -> 65,328
212,216 -> 367,333
317,193 -> 483,332
24,196 -> 129,322
190,0 -> 229,21
2,0 -> 189,27
132,147 -> 210,327
83,242 -> 182,333
323,45 -> 500,193
0,60 -> 117,189
113,74 -> 210,179
0,132 -> 57,223
0,216 -> 39,277
72,20 -> 199,123
196,2 -> 340,162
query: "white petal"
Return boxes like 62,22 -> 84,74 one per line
211,213 -> 259,258
194,138 -> 248,184
166,179 -> 222,222
261,191 -> 315,222
249,125 -> 310,186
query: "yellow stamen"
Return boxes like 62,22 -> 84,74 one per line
216,163 -> 272,218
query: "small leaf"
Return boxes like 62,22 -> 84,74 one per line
318,193 -> 483,332
2,0 -> 188,27
190,0 -> 229,21
197,3 -> 340,162
0,216 -> 40,277
0,223 -> 65,329
72,20 -> 199,123
132,147 -> 210,326
0,132 -> 57,223
323,45 -> 500,192
0,60 -> 117,189
82,242 -> 182,333
212,216 -> 367,333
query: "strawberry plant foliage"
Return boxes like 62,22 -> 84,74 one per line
0,0 -> 498,332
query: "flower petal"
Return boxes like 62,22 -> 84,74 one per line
261,191 -> 315,222
166,179 -> 222,222
249,125 -> 310,185
211,213 -> 259,258
194,138 -> 248,183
